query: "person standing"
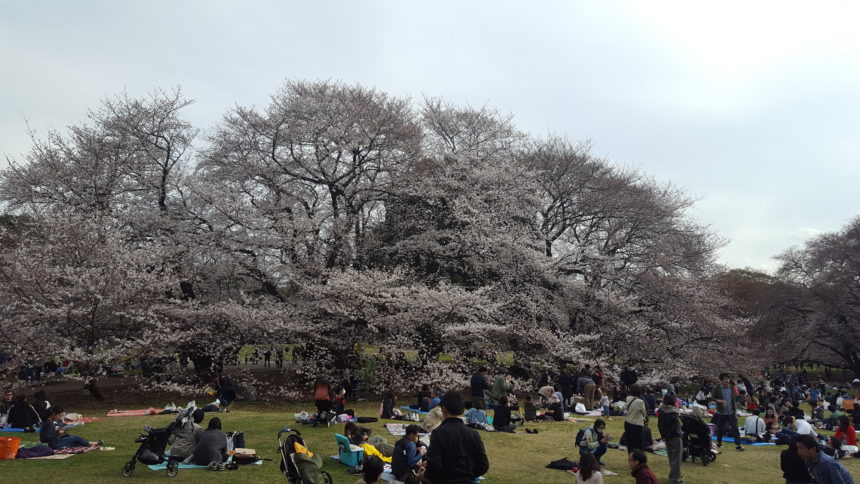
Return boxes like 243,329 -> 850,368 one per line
559,369 -> 575,410
658,394 -> 683,484
470,367 -> 489,410
620,366 -> 638,392
624,384 -> 648,452
794,434 -> 855,484
425,392 -> 489,484
711,373 -> 745,451
490,370 -> 513,405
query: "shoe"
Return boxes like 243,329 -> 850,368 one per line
97,440 -> 104,446
716,443 -> 722,448
735,446 -> 745,451
598,461 -> 606,466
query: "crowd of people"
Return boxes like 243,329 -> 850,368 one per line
333,364 -> 859,484
3,361 -> 859,483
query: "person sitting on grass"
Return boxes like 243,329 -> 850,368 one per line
794,434 -> 855,484
169,408 -> 205,462
7,395 -> 41,430
381,391 -> 403,420
191,417 -> 227,468
628,449 -> 658,484
574,452 -> 604,484
579,418 -> 610,465
780,436 -> 813,484
354,455 -> 385,484
493,396 -> 516,433
416,384 -> 432,412
39,406 -> 102,449
391,424 -> 426,481
523,395 -> 537,422
345,422 -> 394,457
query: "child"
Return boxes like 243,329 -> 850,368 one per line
600,393 -> 611,419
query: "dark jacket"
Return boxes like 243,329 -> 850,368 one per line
493,405 -> 512,429
620,368 -> 638,386
470,373 -> 488,397
191,429 -> 227,466
780,447 -> 812,483
391,436 -> 422,480
658,405 -> 681,440
630,463 -> 659,484
558,373 -> 575,397
349,425 -> 372,446
426,417 -> 489,484
8,403 -> 40,428
39,419 -> 62,446
381,398 -> 396,419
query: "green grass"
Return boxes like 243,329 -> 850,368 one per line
1,400 -> 858,483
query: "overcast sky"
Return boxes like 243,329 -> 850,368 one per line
2,1 -> 858,272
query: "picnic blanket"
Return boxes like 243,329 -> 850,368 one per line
27,453 -> 75,460
1,422 -> 83,432
54,444 -> 101,454
147,458 -> 263,470
107,408 -> 161,417
401,406 -> 429,415
567,469 -> 618,476
710,436 -> 775,446
385,423 -> 429,436
65,417 -> 100,425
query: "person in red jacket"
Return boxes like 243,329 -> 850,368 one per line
832,415 -> 857,447
628,449 -> 659,484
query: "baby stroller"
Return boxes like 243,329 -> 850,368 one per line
680,414 -> 717,466
121,407 -> 194,477
278,427 -> 333,484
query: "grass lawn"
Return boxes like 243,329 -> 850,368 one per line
1,400 -> 858,483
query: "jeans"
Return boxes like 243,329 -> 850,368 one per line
580,443 -> 607,463
666,437 -> 683,483
603,405 -> 611,417
715,414 -> 742,446
51,435 -> 89,449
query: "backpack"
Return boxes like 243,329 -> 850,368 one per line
575,427 -> 590,447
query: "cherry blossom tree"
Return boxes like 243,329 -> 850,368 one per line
762,217 -> 860,376
0,212 -> 178,397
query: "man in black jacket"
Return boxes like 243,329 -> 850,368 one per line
426,391 -> 489,484
470,367 -> 488,410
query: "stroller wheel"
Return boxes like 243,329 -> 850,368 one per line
121,461 -> 135,477
321,470 -> 333,484
166,461 -> 179,477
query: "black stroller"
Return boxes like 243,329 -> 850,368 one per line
121,407 -> 194,477
278,427 -> 333,484
680,414 -> 717,466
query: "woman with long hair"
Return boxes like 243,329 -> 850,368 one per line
574,452 -> 603,484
